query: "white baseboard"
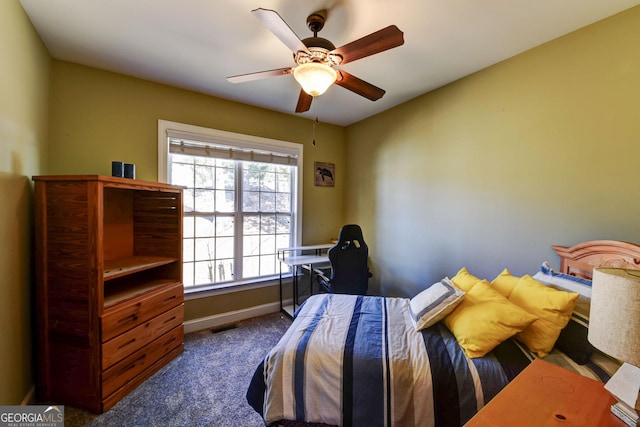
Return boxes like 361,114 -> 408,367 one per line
183,301 -> 282,334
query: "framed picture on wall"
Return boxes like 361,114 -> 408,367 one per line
314,162 -> 335,187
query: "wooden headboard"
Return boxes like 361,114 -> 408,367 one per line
552,240 -> 640,279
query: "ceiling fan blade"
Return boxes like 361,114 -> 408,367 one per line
295,89 -> 313,113
335,70 -> 385,101
227,67 -> 294,84
331,25 -> 404,65
252,8 -> 310,54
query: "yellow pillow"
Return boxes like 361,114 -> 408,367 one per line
491,268 -> 519,298
508,275 -> 579,357
443,281 -> 538,358
451,267 -> 483,292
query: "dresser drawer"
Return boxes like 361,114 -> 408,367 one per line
102,304 -> 183,369
101,325 -> 183,398
101,281 -> 183,342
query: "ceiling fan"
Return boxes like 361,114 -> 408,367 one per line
227,8 -> 404,113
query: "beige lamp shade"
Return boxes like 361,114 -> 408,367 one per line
293,63 -> 337,97
588,268 -> 640,367
589,270 -> 640,427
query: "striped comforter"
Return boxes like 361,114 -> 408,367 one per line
247,294 -> 531,427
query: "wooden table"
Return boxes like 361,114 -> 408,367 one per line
465,359 -> 626,427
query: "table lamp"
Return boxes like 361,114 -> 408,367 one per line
588,268 -> 640,425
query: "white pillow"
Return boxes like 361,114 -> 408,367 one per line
410,278 -> 465,331
532,262 -> 592,298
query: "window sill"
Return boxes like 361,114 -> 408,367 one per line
184,274 -> 290,300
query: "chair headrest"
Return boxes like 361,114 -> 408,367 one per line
337,224 -> 364,243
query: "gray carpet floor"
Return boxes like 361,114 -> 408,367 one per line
63,312 -> 292,427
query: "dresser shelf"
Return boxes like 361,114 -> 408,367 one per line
104,278 -> 182,308
104,256 -> 179,280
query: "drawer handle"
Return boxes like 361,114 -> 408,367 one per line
119,355 -> 146,374
162,295 -> 177,305
117,338 -> 136,351
163,316 -> 177,325
117,314 -> 138,325
163,336 -> 177,347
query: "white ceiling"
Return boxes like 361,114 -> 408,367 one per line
19,0 -> 640,126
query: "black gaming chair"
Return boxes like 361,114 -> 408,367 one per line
318,224 -> 372,295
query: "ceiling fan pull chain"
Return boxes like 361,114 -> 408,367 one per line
312,100 -> 318,146
312,117 -> 318,146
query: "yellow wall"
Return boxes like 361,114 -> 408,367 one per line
49,61 -> 347,318
346,6 -> 640,297
0,0 -> 50,405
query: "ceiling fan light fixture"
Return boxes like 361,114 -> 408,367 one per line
293,62 -> 337,97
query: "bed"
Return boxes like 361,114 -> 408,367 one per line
247,240 -> 640,427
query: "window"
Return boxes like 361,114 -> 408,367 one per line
158,120 -> 303,290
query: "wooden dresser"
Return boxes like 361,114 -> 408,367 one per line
33,175 -> 185,413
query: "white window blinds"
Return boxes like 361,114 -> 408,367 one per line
167,129 -> 298,166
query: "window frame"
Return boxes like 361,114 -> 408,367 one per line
158,119 -> 303,294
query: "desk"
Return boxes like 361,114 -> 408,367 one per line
278,244 -> 332,317
465,359 -> 625,427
